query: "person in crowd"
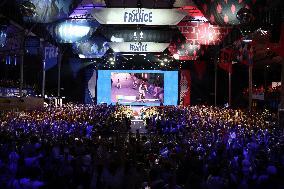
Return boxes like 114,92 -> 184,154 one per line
116,79 -> 121,89
0,104 -> 283,189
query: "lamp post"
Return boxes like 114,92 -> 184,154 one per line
42,60 -> 45,97
248,64 -> 253,111
19,51 -> 24,97
279,60 -> 284,127
229,71 -> 232,107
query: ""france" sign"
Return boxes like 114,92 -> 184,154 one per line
109,42 -> 169,53
91,8 -> 187,25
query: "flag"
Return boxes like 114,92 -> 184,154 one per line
44,45 -> 59,70
266,23 -> 284,57
219,48 -> 234,73
194,60 -> 206,80
180,70 -> 191,106
237,42 -> 253,65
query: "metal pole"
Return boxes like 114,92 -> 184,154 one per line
42,60 -> 45,97
19,53 -> 24,97
57,53 -> 61,97
279,60 -> 284,127
249,65 -> 253,110
280,61 -> 284,109
229,71 -> 232,107
214,59 -> 217,106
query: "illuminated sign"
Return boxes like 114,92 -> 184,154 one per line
91,8 -> 187,25
44,46 -> 59,70
109,42 -> 169,52
124,9 -> 153,23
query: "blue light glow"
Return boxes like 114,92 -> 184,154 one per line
0,30 -> 7,48
55,19 -> 97,43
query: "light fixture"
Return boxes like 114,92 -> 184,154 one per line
54,19 -> 96,43
243,39 -> 252,43
79,54 -> 86,58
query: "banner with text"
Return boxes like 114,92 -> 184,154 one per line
109,42 -> 169,53
180,70 -> 191,106
91,8 -> 187,25
44,45 -> 59,71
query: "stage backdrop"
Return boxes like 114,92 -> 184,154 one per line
95,70 -> 178,106
180,70 -> 191,106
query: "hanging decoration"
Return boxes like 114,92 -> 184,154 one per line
235,39 -> 254,65
169,5 -> 232,60
44,44 -> 59,70
180,70 -> 191,106
168,38 -> 201,60
177,22 -> 232,46
17,0 -> 82,23
218,48 -> 235,73
72,36 -> 109,59
194,0 -> 256,25
179,5 -> 209,22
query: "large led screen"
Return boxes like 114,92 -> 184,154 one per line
97,70 -> 178,106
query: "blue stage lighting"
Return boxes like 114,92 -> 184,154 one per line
54,19 -> 98,43
0,30 -> 7,48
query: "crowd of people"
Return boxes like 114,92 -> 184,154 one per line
0,104 -> 283,189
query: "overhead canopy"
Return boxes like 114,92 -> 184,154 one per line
17,0 -> 82,23
194,0 -> 254,25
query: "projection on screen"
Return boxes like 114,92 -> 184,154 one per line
111,72 -> 164,104
96,70 -> 178,106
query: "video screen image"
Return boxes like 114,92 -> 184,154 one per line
96,70 -> 178,106
111,73 -> 164,104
